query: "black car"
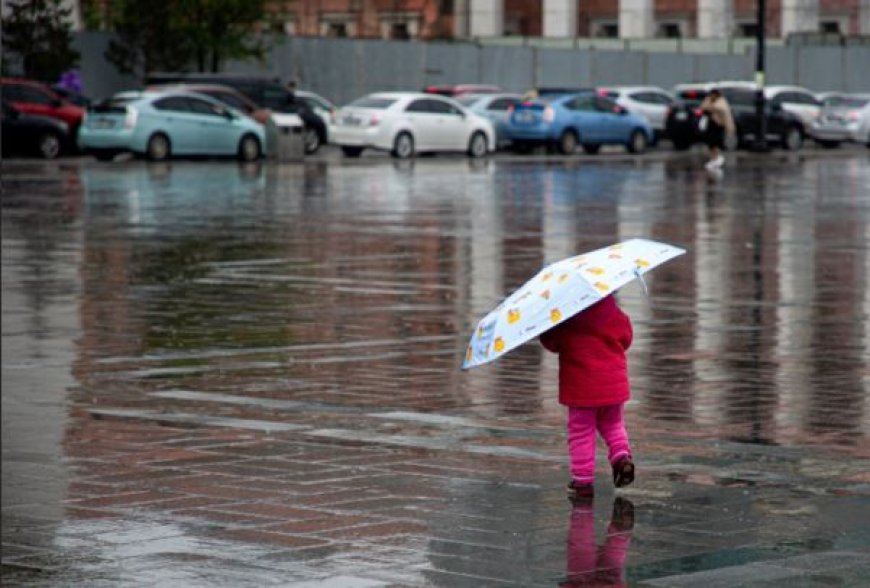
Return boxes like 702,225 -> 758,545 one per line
1,100 -> 70,159
146,73 -> 327,154
666,86 -> 804,151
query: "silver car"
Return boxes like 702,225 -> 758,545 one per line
456,93 -> 522,148
810,94 -> 870,147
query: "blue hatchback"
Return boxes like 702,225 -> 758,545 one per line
505,92 -> 654,155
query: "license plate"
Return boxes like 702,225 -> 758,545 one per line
519,112 -> 536,123
93,119 -> 115,129
342,115 -> 361,126
675,112 -> 688,121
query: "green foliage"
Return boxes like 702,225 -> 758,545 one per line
104,0 -> 193,79
1,0 -> 80,81
105,0 -> 268,79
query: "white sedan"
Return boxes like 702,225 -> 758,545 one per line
598,85 -> 675,140
331,92 -> 496,158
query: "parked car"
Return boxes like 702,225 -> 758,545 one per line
809,94 -> 870,147
78,90 -> 265,162
295,90 -> 336,140
763,85 -> 822,131
722,87 -> 805,150
665,82 -> 804,151
1,77 -> 85,137
147,83 -> 272,125
597,85 -> 675,142
504,91 -> 654,155
146,73 -> 327,154
423,84 -> 502,97
1,99 -> 70,159
331,92 -> 496,159
456,93 -> 522,147
51,85 -> 91,108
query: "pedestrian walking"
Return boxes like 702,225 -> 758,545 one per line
540,294 -> 635,504
699,88 -> 735,170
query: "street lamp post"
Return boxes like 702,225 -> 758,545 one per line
753,0 -> 769,151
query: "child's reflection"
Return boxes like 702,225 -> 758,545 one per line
560,497 -> 634,587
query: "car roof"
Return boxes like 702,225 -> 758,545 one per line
599,85 -> 671,94
149,83 -> 260,104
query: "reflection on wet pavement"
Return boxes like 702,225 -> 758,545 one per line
2,155 -> 869,586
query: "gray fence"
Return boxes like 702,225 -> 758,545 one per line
72,33 -> 870,106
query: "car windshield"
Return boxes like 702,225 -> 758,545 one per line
349,97 -> 397,109
824,96 -> 869,108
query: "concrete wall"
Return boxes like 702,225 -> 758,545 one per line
72,33 -> 870,104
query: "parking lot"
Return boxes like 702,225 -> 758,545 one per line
3,147 -> 869,586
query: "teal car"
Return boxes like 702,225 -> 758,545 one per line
79,90 -> 265,162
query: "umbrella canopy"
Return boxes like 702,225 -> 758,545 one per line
462,238 -> 686,369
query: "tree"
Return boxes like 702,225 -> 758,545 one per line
2,0 -> 80,81
104,0 -> 268,79
176,0 -> 269,72
104,1 -> 194,80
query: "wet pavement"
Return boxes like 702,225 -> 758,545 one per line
2,150 -> 869,586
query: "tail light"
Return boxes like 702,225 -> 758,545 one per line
693,108 -> 703,117
507,104 -> 515,113
369,113 -> 381,126
848,111 -> 860,121
124,107 -> 138,129
543,106 -> 555,122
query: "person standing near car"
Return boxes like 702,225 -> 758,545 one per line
700,88 -> 734,170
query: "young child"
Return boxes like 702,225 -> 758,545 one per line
540,294 -> 635,503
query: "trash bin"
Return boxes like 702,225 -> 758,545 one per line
265,113 -> 305,162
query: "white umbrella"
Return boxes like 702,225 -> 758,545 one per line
462,238 -> 686,369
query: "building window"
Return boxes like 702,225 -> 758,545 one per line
738,22 -> 758,37
328,22 -> 348,37
658,23 -> 682,38
596,23 -> 618,38
820,21 -> 841,34
391,22 -> 410,39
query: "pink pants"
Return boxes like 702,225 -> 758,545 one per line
566,502 -> 632,585
567,404 -> 631,484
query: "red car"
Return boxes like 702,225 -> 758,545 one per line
1,78 -> 85,135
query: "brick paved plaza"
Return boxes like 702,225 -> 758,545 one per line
3,152 -> 869,586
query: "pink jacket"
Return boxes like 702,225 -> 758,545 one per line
539,296 -> 633,407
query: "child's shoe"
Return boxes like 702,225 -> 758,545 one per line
566,480 -> 594,504
612,456 -> 635,488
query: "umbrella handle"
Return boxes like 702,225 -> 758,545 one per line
634,267 -> 651,307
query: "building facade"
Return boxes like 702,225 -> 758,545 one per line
266,0 -> 870,39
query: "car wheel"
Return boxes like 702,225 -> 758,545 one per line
627,129 -> 648,154
816,139 -> 841,149
303,127 -> 321,154
37,132 -> 62,159
146,133 -> 171,161
467,131 -> 488,158
781,126 -> 803,151
558,130 -> 578,154
93,149 -> 119,162
391,132 -> 414,159
581,143 -> 601,155
237,134 -> 261,162
341,146 -> 364,158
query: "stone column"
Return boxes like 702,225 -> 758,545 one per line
469,0 -> 504,37
619,0 -> 655,38
781,0 -> 819,36
543,0 -> 578,38
860,0 -> 870,35
697,0 -> 733,38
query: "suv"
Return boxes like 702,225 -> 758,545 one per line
1,77 -> 85,137
146,73 -> 326,153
